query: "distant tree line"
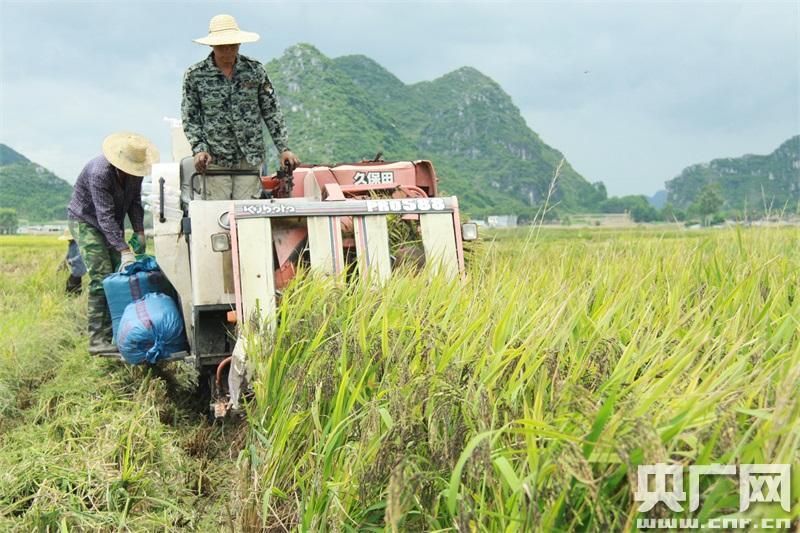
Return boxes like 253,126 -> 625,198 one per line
494,183 -> 756,226
0,208 -> 18,234
582,184 -> 726,225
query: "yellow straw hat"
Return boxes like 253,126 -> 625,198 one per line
102,132 -> 160,177
57,228 -> 74,241
194,14 -> 260,46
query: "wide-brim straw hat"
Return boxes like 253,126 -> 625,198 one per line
102,132 -> 159,177
194,14 -> 260,46
57,228 -> 73,241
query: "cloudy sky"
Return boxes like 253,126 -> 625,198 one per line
1,1 -> 797,196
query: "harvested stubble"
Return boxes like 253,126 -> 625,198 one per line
0,236 -> 242,531
240,227 -> 799,531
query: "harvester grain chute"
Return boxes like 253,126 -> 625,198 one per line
149,123 -> 477,418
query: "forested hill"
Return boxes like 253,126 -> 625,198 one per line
263,44 -> 605,217
0,144 -> 73,222
666,135 -> 800,211
0,144 -> 30,166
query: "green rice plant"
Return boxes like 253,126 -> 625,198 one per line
240,227 -> 800,531
2,228 -> 798,531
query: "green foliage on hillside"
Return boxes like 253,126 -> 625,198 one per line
666,135 -> 800,213
0,145 -> 73,223
264,44 -> 604,216
333,54 -> 423,134
263,46 -> 415,165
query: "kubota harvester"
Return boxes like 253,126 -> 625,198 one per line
147,122 -> 477,418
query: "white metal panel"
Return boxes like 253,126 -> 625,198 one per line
171,125 -> 193,162
188,200 -> 236,306
420,213 -> 459,280
150,163 -> 183,237
233,196 -> 456,218
236,218 -> 276,329
151,162 -> 181,191
150,162 -> 193,347
153,232 -> 194,349
328,161 -> 414,172
307,216 -> 343,275
353,215 -> 391,283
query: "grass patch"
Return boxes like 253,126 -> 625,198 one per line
0,236 -> 244,530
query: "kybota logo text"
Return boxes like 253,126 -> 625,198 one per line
634,463 -> 793,530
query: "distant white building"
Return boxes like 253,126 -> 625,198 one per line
486,215 -> 518,228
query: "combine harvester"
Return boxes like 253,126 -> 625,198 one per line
149,123 -> 477,418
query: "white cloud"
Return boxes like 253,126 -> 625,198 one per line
1,0 -> 798,195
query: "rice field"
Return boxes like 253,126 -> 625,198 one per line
1,228 -> 799,531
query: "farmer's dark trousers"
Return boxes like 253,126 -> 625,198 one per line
69,220 -> 120,344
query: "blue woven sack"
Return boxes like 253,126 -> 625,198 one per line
102,257 -> 171,343
116,293 -> 188,365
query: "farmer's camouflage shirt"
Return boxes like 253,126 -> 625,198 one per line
181,53 -> 289,168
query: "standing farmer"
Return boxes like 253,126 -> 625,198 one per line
67,133 -> 159,354
182,14 -> 300,200
57,228 -> 87,295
